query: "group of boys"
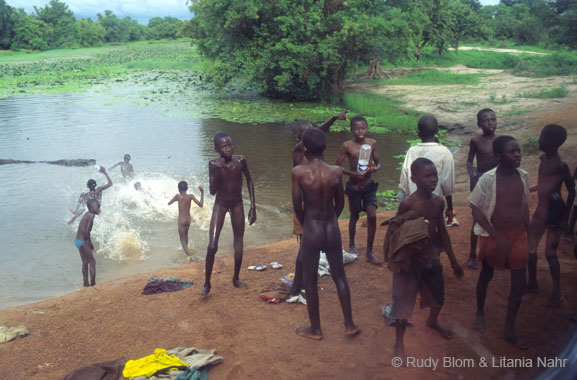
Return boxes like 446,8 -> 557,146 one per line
73,108 -> 576,363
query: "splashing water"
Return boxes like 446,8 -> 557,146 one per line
73,172 -> 213,262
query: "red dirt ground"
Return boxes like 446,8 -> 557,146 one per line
1,101 -> 576,380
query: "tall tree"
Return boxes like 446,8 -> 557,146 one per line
190,0 -> 413,100
0,0 -> 14,49
34,0 -> 77,48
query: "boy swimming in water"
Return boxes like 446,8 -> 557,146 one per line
526,124 -> 575,307
336,116 -> 381,265
200,132 -> 256,297
110,154 -> 134,179
466,109 -> 499,269
292,128 -> 360,340
471,136 -> 530,350
68,167 -> 112,225
75,199 -> 100,287
168,181 -> 204,262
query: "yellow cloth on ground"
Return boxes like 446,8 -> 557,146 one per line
123,348 -> 187,378
0,325 -> 28,343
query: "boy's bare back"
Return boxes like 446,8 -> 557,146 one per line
77,212 -> 95,242
292,161 -> 343,223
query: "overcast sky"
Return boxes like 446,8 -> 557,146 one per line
7,0 -> 501,24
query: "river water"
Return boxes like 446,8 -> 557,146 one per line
0,88 -> 410,309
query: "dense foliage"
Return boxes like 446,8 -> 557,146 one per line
189,0 -> 577,99
0,0 -> 186,50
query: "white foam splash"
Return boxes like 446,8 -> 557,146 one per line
72,172 -> 212,262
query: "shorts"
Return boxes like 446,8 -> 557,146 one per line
390,259 -> 444,320
533,192 -> 566,228
74,237 -> 86,250
478,225 -> 528,270
345,181 -> 378,214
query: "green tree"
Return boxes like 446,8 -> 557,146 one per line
33,0 -> 77,48
147,16 -> 183,39
97,10 -> 129,42
11,9 -> 52,51
190,0 -> 413,99
75,18 -> 105,47
0,0 -> 14,49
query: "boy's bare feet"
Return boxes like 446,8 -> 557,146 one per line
345,324 -> 361,337
233,279 -> 248,288
525,285 -> 539,294
366,251 -> 382,266
199,284 -> 211,297
426,320 -> 452,339
296,326 -> 323,340
545,295 -> 563,308
467,256 -> 478,269
349,245 -> 359,255
502,330 -> 529,350
473,314 -> 485,332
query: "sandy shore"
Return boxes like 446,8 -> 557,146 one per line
1,100 -> 577,380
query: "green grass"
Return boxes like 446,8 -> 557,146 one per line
521,86 -> 568,99
381,69 -> 482,85
503,108 -> 532,116
522,137 -> 540,155
0,40 -> 206,95
342,92 -> 421,133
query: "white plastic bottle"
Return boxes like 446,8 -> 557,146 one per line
357,144 -> 371,173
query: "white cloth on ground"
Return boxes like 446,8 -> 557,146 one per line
317,249 -> 358,277
0,325 -> 28,343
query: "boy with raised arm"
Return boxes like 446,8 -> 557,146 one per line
68,167 -> 112,225
74,199 -> 101,287
399,115 -> 455,225
292,128 -> 360,340
471,136 -> 530,350
388,157 -> 463,362
526,125 -> 575,307
200,132 -> 256,297
336,116 -> 381,265
109,154 -> 134,179
466,109 -> 499,269
168,181 -> 204,262
290,111 -> 348,296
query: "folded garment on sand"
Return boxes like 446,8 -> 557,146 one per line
128,347 -> 223,380
317,249 -> 358,277
123,348 -> 187,378
61,357 -> 126,380
259,282 -> 291,303
0,325 -> 28,344
142,277 -> 194,295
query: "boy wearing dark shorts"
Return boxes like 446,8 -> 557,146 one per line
471,136 -> 531,350
336,116 -> 381,265
388,157 -> 463,362
527,125 -> 575,307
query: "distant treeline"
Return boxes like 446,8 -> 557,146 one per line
190,0 -> 577,100
0,0 -> 186,51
